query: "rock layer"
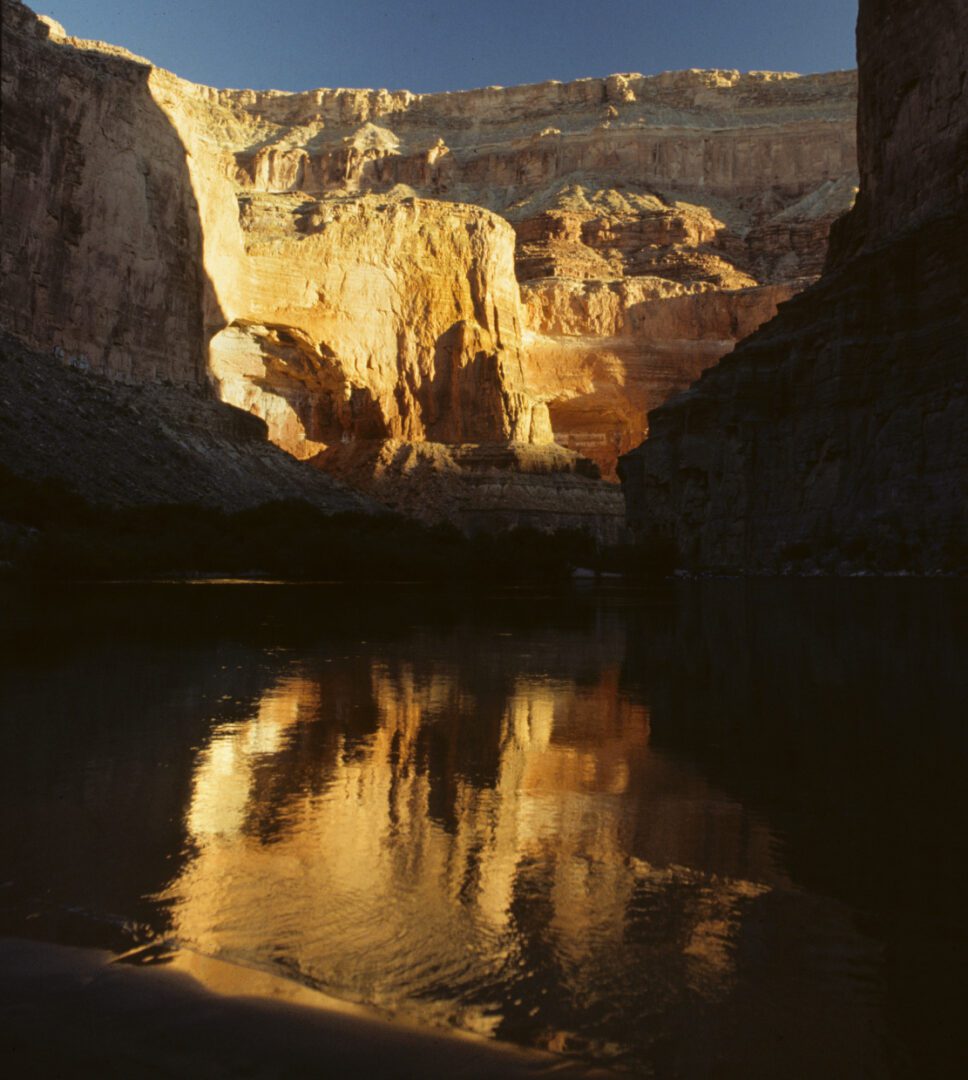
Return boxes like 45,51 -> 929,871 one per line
1,0 -> 859,532
212,63 -> 857,477
619,0 -> 967,573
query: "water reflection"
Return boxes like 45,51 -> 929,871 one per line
3,581 -> 963,1077
158,655 -> 863,1071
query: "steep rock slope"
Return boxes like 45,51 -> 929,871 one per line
0,4 -> 208,386
619,0 -> 967,573
207,195 -> 548,459
0,3 -> 545,446
0,1 -> 575,531
0,333 -> 374,514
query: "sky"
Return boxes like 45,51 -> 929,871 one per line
38,1 -> 859,94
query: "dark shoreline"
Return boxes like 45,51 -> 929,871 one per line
0,937 -> 612,1078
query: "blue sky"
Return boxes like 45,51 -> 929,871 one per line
38,1 -> 858,94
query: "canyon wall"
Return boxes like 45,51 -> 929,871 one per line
0,3 -> 209,385
619,0 -> 967,572
207,196 -> 548,458
521,277 -> 797,473
1,0 -> 858,536
210,62 -> 856,478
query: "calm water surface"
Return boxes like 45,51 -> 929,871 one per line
1,581 -> 965,1077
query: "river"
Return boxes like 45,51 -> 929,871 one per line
1,580 -> 964,1077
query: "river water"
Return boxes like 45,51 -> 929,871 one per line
1,580 -> 964,1077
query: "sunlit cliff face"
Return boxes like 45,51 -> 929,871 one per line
160,661 -> 780,1057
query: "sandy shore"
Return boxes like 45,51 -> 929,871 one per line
0,937 -> 614,1078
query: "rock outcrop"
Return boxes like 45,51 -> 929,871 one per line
522,276 -> 797,474
315,440 -> 626,542
1,0 -> 859,536
207,195 -> 548,458
619,0 -> 967,573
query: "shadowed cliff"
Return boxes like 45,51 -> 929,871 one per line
0,0 -> 211,384
618,0 -> 967,574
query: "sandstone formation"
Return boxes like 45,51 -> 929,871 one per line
207,195 -> 548,457
521,276 -> 797,473
1,0 -> 858,536
206,61 -> 857,480
0,6 -> 209,386
619,0 -> 967,573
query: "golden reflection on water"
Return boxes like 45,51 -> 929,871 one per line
160,662 -> 780,1053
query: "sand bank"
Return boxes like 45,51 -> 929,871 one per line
0,937 -> 613,1078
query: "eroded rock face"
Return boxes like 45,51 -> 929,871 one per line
1,0 -> 859,533
522,276 -> 796,474
619,0 -> 967,573
206,195 -> 547,458
210,63 -> 857,477
225,69 -> 856,217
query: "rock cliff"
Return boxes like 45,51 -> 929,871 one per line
207,195 -> 547,457
619,0 -> 967,572
1,0 -> 858,535
210,60 -> 857,479
0,3 -> 208,386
